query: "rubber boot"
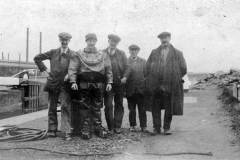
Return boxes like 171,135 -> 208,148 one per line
81,121 -> 92,140
95,124 -> 108,138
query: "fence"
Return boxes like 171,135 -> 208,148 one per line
232,83 -> 240,101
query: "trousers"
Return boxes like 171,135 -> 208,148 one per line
127,93 -> 147,128
48,88 -> 72,134
76,84 -> 103,129
152,91 -> 172,130
104,84 -> 124,130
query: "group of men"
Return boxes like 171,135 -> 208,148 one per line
34,32 -> 187,141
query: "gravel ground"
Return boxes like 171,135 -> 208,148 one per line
0,89 -> 240,160
218,88 -> 240,144
0,98 -> 153,160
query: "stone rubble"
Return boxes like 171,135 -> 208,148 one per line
192,69 -> 240,90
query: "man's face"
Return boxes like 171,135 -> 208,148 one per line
60,39 -> 70,49
160,36 -> 171,47
129,49 -> 139,58
108,39 -> 118,49
86,39 -> 97,47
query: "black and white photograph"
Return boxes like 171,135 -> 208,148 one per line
0,0 -> 240,159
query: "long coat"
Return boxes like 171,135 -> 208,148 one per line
146,44 -> 187,115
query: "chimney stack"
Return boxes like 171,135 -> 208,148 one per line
26,28 -> 29,63
39,32 -> 42,54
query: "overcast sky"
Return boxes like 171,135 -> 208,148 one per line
0,0 -> 240,73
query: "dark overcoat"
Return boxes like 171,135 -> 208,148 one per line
146,44 -> 187,115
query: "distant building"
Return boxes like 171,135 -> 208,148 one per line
0,60 -> 37,76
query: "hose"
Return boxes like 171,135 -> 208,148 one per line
0,147 -> 213,157
0,126 -> 213,157
0,125 -> 47,142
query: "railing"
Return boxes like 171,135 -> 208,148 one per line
232,83 -> 240,101
0,59 -> 36,65
21,80 -> 41,113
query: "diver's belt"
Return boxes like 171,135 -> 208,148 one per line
79,82 -> 104,89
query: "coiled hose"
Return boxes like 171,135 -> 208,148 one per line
0,125 -> 47,142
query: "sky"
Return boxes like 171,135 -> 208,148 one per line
0,0 -> 240,73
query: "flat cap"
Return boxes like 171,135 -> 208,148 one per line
58,32 -> 72,40
108,34 -> 121,43
157,32 -> 171,39
129,44 -> 140,50
85,33 -> 97,41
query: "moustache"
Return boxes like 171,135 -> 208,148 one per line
61,42 -> 68,45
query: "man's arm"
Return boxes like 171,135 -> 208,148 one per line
121,59 -> 132,83
146,50 -> 154,77
142,59 -> 147,78
121,51 -> 131,83
104,54 -> 113,84
33,50 -> 54,72
178,51 -> 187,77
68,54 -> 80,83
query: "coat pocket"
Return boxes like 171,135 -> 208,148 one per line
44,77 -> 61,92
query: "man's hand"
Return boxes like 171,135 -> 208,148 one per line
71,83 -> 78,90
106,84 -> 112,92
64,74 -> 69,81
121,77 -> 127,84
159,85 -> 166,92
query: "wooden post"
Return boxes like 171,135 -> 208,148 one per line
2,52 -> 4,60
7,53 -> 9,62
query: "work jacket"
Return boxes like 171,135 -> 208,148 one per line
34,48 -> 75,92
126,56 -> 146,97
103,48 -> 129,85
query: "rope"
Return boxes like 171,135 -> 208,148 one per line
0,125 -> 47,142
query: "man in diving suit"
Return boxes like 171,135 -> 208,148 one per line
68,33 -> 113,139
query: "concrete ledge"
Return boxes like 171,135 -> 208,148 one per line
0,109 -> 47,127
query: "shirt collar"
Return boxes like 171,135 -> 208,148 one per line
108,47 -> 116,55
61,47 -> 69,54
